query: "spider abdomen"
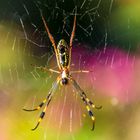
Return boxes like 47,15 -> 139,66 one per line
57,39 -> 69,68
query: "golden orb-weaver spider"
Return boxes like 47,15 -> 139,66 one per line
23,12 -> 102,131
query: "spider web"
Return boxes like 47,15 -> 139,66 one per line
0,0 -> 140,140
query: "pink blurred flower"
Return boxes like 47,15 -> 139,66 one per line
71,44 -> 140,104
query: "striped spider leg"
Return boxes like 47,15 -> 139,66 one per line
70,76 -> 102,130
23,76 -> 61,130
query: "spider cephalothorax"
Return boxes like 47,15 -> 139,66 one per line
23,12 -> 101,131
61,78 -> 68,85
60,68 -> 69,85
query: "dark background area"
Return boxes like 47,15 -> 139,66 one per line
1,0 -> 137,52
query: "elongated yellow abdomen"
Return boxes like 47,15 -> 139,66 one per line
57,39 -> 70,69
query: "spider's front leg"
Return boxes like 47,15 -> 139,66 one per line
23,91 -> 51,112
23,76 -> 61,130
70,76 -> 101,130
31,95 -> 53,131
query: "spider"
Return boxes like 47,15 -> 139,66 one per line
23,12 -> 102,131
